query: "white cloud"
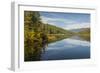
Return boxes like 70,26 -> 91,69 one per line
40,16 -> 75,24
65,23 -> 90,30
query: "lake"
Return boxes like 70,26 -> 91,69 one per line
41,36 -> 90,60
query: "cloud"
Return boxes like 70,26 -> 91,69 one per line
40,16 -> 75,24
65,23 -> 90,30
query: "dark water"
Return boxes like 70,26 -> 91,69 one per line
41,36 -> 90,60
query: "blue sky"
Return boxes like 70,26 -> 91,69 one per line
40,12 -> 90,30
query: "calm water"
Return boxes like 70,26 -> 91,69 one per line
41,36 -> 90,60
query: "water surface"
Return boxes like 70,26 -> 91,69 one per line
41,36 -> 90,60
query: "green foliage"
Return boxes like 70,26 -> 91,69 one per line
24,11 -> 74,61
24,11 -> 47,61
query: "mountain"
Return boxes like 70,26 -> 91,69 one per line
78,28 -> 90,34
77,28 -> 90,41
